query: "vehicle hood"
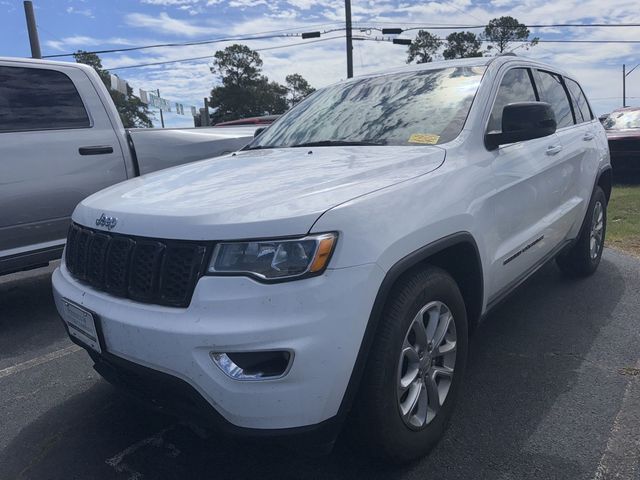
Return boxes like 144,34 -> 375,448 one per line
74,145 -> 445,240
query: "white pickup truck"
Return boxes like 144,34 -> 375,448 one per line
53,56 -> 612,462
0,57 -> 256,275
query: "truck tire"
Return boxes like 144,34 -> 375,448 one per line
353,266 -> 468,463
556,186 -> 607,277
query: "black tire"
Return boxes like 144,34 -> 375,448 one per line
556,186 -> 607,277
353,266 -> 468,464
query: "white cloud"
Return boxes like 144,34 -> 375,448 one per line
125,12 -> 216,37
44,0 -> 640,125
66,6 -> 94,18
141,0 -> 200,4
45,36 -> 141,51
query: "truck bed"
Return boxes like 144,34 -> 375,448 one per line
128,125 -> 257,175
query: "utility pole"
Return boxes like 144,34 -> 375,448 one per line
623,63 -> 640,108
623,64 -> 626,108
201,98 -> 210,127
23,1 -> 41,59
345,0 -> 353,78
156,89 -> 165,128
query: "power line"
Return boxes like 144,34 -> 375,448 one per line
42,21 -> 640,59
357,21 -> 640,29
358,36 -> 640,44
106,36 -> 346,71
108,33 -> 640,71
42,22 -> 343,58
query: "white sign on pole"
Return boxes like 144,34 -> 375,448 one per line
149,93 -> 172,111
116,77 -> 128,95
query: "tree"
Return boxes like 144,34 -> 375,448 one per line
74,51 -> 153,128
443,31 -> 483,60
483,16 -> 538,54
407,30 -> 442,64
210,44 -> 262,86
285,73 -> 315,107
209,44 -> 304,123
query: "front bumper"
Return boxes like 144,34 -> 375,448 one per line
52,261 -> 384,431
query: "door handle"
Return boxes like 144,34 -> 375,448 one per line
79,145 -> 114,155
583,133 -> 595,141
546,145 -> 563,156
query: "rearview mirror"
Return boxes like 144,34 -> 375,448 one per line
485,102 -> 557,150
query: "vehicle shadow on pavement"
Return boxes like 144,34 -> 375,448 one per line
0,255 -> 630,480
0,263 -> 67,366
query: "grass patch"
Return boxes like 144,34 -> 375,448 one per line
607,185 -> 640,257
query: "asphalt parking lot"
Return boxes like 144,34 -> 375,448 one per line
1,249 -> 639,480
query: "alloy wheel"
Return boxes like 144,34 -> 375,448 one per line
396,301 -> 457,430
590,200 -> 604,260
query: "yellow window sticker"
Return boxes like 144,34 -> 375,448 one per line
408,133 -> 440,145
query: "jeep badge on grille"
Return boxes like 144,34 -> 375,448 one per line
95,213 -> 118,230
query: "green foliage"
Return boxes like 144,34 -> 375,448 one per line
209,44 -> 314,123
211,44 -> 263,86
73,51 -> 153,128
443,31 -> 483,60
407,30 -> 442,64
285,73 -> 316,107
483,16 -> 538,54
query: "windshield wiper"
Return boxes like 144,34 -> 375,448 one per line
288,140 -> 386,148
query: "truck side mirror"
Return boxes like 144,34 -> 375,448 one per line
485,102 -> 557,150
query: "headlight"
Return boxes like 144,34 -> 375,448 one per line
207,232 -> 337,281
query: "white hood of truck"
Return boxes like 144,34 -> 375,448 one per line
74,145 -> 445,240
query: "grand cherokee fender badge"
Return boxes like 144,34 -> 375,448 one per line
95,213 -> 118,230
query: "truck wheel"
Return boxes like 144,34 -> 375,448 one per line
556,186 -> 607,277
354,266 -> 468,463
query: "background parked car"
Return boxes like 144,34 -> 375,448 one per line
603,106 -> 640,181
215,115 -> 280,127
0,56 -> 257,276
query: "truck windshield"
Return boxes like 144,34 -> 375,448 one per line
249,66 -> 486,149
604,110 -> 640,130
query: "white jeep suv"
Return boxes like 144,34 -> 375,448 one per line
53,56 -> 611,462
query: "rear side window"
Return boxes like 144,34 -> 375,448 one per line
0,66 -> 90,133
565,78 -> 593,123
488,68 -> 537,133
534,70 -> 574,129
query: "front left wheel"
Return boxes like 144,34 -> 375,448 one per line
352,266 -> 468,463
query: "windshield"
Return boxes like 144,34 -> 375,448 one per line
604,110 -> 640,130
249,66 -> 486,149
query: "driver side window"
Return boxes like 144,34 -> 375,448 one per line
487,68 -> 537,134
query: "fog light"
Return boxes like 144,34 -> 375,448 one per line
211,351 -> 292,380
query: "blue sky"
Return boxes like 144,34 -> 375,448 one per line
1,0 -> 639,127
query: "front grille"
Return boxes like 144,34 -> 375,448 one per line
65,224 -> 207,308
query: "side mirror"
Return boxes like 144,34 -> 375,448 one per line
485,102 -> 557,150
254,126 -> 266,138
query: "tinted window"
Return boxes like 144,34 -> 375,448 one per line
534,70 -> 574,128
0,66 -> 90,133
487,68 -> 537,133
565,78 -> 592,123
251,66 -> 486,148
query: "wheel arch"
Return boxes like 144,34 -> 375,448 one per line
596,166 -> 612,203
337,232 -> 484,423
